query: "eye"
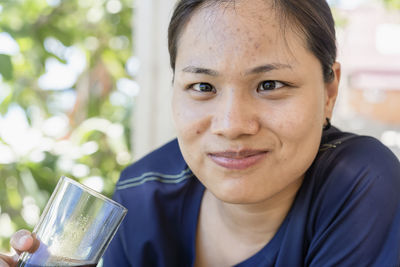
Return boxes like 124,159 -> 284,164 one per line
257,80 -> 285,92
190,82 -> 216,93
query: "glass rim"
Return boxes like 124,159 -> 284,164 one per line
60,176 -> 127,213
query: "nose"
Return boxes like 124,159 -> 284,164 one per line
211,89 -> 260,139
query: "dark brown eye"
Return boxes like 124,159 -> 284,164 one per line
257,80 -> 284,92
191,83 -> 215,93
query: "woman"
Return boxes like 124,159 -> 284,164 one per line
2,0 -> 400,266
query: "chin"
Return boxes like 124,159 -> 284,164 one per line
217,194 -> 264,205
210,183 -> 266,204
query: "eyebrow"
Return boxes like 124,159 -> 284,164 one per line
181,63 -> 292,76
181,66 -> 219,76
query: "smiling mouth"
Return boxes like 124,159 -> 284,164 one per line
208,150 -> 268,170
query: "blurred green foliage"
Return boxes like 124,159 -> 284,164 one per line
0,0 -> 134,252
384,0 -> 400,9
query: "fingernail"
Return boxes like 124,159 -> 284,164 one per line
18,235 -> 30,247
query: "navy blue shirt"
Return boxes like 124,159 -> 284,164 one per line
102,127 -> 400,266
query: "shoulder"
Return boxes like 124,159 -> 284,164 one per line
300,129 -> 400,265
116,138 -> 193,191
112,138 -> 197,213
111,138 -> 197,237
308,127 -> 400,229
119,139 -> 187,183
104,139 -> 201,266
316,129 -> 400,188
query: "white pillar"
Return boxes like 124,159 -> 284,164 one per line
132,0 -> 177,160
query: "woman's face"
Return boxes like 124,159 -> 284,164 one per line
172,0 -> 339,204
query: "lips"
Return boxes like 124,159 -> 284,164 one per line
208,149 -> 268,170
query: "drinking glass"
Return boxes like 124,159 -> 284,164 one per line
16,176 -> 127,267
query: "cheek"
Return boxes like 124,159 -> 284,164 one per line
172,93 -> 211,140
172,94 -> 211,176
263,92 -> 325,146
258,97 -> 324,183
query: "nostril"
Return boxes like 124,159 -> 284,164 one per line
210,93 -> 260,138
211,116 -> 260,139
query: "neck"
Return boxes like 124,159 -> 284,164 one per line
195,177 -> 304,267
208,177 -> 303,244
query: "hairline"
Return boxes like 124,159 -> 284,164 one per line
170,0 -> 335,83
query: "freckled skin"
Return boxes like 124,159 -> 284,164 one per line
172,0 -> 339,204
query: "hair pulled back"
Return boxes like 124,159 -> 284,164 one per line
168,0 -> 337,83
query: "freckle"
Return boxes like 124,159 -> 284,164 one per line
196,130 -> 201,135
236,28 -> 240,32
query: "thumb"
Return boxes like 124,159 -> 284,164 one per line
10,230 -> 34,255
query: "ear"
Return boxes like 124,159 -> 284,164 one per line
324,62 -> 341,119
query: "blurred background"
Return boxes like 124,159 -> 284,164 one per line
0,0 -> 399,253
0,0 -> 135,253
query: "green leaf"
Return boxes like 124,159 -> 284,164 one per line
0,54 -> 13,80
0,91 -> 12,115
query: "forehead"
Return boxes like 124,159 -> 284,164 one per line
175,0 -> 310,70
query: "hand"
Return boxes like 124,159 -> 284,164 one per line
0,230 -> 37,267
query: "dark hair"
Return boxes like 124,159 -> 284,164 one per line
168,0 -> 337,83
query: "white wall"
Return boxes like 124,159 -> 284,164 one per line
132,0 -> 177,160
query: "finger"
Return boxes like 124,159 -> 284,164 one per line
28,233 -> 40,254
10,230 -> 33,255
0,255 -> 15,267
11,254 -> 19,267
